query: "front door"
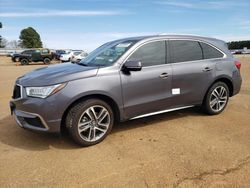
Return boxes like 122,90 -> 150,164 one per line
120,40 -> 173,119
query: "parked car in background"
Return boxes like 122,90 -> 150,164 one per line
71,51 -> 88,63
10,35 -> 242,146
7,52 -> 15,57
11,49 -> 35,62
19,48 -> 53,65
53,50 -> 66,60
60,50 -> 83,62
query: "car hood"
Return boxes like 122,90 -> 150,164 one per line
17,63 -> 99,86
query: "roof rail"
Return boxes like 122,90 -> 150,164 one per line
158,33 -> 206,37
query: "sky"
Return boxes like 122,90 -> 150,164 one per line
0,0 -> 250,52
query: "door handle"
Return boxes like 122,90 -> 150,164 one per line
159,72 -> 168,79
203,67 -> 213,72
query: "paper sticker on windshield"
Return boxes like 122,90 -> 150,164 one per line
116,43 -> 132,48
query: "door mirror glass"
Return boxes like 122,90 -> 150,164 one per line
123,60 -> 142,72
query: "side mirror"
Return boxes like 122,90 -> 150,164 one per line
122,60 -> 142,72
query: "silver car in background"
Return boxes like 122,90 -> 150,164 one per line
10,35 -> 242,146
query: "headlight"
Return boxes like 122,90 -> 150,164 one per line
25,83 -> 67,98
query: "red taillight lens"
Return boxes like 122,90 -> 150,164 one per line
235,60 -> 241,70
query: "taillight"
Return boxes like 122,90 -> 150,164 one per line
235,60 -> 241,70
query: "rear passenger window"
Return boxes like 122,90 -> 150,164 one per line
41,49 -> 49,54
200,42 -> 224,59
170,40 -> 203,63
127,41 -> 166,67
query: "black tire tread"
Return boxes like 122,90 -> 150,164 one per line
66,99 -> 114,147
203,81 -> 229,115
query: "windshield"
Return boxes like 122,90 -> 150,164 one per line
79,40 -> 137,66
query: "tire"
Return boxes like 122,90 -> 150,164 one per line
66,99 -> 114,146
13,57 -> 19,62
43,58 -> 51,64
203,82 -> 229,115
20,58 -> 29,65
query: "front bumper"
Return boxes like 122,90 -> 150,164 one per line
10,98 -> 62,133
13,109 -> 49,132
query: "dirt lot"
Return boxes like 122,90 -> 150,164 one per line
0,55 -> 250,187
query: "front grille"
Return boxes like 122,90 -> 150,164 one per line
12,85 -> 21,99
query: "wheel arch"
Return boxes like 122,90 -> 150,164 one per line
203,76 -> 234,104
43,56 -> 52,60
61,94 -> 121,131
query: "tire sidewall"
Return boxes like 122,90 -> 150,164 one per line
43,58 -> 51,64
20,59 -> 29,65
205,82 -> 229,115
67,99 -> 114,146
14,57 -> 19,62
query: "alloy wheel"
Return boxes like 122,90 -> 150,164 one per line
209,86 -> 228,112
77,105 -> 111,142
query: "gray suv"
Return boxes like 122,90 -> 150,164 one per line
10,35 -> 242,146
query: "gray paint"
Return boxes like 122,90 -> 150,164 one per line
11,35 -> 242,133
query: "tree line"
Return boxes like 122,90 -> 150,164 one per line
227,41 -> 250,50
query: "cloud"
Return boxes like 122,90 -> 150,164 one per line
0,10 -> 124,17
237,21 -> 250,30
156,0 -> 249,10
157,1 -> 196,8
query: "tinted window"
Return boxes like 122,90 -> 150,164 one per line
170,40 -> 202,63
200,42 -> 224,59
127,41 -> 165,67
21,50 -> 34,54
41,49 -> 49,54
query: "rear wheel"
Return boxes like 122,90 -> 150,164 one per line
66,99 -> 114,146
203,82 -> 229,115
20,58 -> 29,65
43,58 -> 51,64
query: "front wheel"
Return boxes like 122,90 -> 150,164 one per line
13,57 -> 19,62
203,82 -> 229,115
66,99 -> 114,146
43,58 -> 51,64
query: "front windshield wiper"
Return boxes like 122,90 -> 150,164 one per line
79,62 -> 88,66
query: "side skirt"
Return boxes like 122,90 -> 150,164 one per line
130,105 -> 194,120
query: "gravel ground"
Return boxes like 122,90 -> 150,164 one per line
0,55 -> 250,187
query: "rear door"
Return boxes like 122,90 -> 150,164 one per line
31,50 -> 41,61
120,40 -> 173,119
169,40 -> 218,106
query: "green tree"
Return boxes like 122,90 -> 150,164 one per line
19,27 -> 43,48
0,37 -> 7,48
228,40 -> 250,49
0,22 -> 3,48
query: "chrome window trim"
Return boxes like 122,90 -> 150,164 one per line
168,38 -> 227,64
120,39 -> 168,69
120,38 -> 227,70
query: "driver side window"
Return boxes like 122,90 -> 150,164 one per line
127,41 -> 166,67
